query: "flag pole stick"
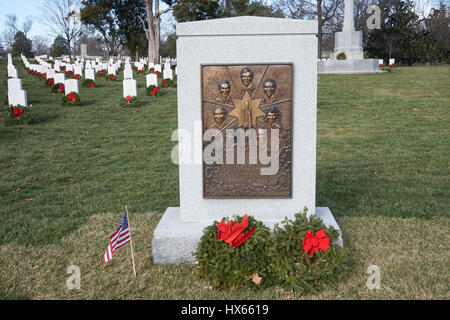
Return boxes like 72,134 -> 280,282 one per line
126,205 -> 137,277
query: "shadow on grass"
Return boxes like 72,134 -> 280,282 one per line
29,112 -> 59,125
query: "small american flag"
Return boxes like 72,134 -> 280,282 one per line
103,211 -> 131,263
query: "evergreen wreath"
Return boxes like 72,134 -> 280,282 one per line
61,92 -> 81,106
52,83 -> 65,94
82,79 -> 96,88
146,85 -> 160,96
121,96 -> 140,107
161,78 -> 176,88
45,78 -> 55,87
195,215 -> 272,289
337,52 -> 347,60
106,74 -> 116,81
4,105 -> 31,126
266,209 -> 348,293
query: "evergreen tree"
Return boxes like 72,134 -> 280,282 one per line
51,36 -> 70,57
11,31 -> 33,57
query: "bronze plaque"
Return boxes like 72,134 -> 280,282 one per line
202,64 -> 293,198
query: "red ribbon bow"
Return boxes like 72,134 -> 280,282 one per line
216,214 -> 255,248
150,87 -> 159,96
13,108 -> 24,118
125,96 -> 132,104
58,85 -> 65,93
47,79 -> 54,87
68,92 -> 76,102
162,80 -> 167,86
302,229 -> 330,256
88,83 -> 94,88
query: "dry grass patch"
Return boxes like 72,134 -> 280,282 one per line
0,213 -> 448,300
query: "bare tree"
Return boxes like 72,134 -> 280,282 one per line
140,0 -> 173,64
33,36 -> 51,56
3,14 -> 34,55
39,0 -> 83,59
276,0 -> 344,58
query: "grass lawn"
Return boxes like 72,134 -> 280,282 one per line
0,58 -> 449,299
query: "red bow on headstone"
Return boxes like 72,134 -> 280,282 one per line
13,108 -> 24,118
302,229 -> 330,256
150,87 -> 159,96
216,214 -> 255,248
68,93 -> 76,102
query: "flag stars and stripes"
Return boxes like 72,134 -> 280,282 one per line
103,211 -> 131,263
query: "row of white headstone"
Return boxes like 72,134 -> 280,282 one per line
15,54 -> 176,100
7,54 -> 28,107
21,55 -> 80,95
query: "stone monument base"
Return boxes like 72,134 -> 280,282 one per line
152,207 -> 343,264
318,59 -> 382,74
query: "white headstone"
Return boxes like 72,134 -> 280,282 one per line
163,68 -> 173,80
378,59 -> 384,66
54,73 -> 65,84
8,67 -> 18,78
74,66 -> 83,76
85,69 -> 95,81
8,78 -> 22,92
389,58 -> 395,66
81,44 -> 88,58
124,68 -> 134,80
154,64 -> 162,72
146,74 -> 158,87
108,66 -> 116,75
8,89 -> 28,107
164,62 -> 171,70
123,79 -> 137,98
64,79 -> 79,94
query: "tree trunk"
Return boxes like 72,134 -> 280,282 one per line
143,0 -> 156,64
155,0 -> 161,64
317,0 -> 323,59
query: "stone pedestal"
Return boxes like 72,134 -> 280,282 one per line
152,16 -> 343,264
318,0 -> 381,74
331,30 -> 364,60
152,207 -> 342,264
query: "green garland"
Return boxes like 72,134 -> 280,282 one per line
195,215 -> 272,289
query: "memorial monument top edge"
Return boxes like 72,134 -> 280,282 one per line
176,16 -> 318,37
